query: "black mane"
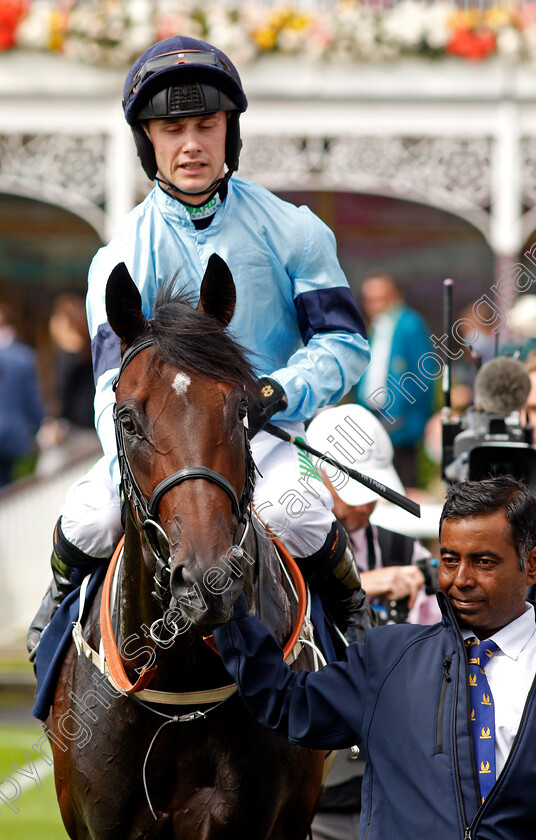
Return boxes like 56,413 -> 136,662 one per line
148,281 -> 257,392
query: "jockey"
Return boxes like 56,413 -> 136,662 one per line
27,35 -> 373,659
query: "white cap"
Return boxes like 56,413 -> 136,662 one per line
306,404 -> 405,506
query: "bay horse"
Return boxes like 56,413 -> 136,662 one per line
47,254 -> 327,839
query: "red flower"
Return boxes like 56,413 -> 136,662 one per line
0,0 -> 28,52
446,27 -> 496,61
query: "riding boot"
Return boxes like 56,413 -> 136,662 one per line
26,517 -> 103,662
297,521 -> 376,644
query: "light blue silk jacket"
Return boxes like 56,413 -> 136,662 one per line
87,176 -> 370,492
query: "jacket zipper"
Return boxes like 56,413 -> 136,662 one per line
450,643 -> 474,840
435,654 -> 452,753
363,649 -> 469,840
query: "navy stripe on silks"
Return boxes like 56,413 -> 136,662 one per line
91,323 -> 121,384
294,287 -> 367,345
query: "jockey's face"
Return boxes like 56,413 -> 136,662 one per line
146,111 -> 227,205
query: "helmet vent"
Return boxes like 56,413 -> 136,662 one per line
170,84 -> 204,113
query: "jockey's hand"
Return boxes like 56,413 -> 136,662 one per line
247,377 -> 287,439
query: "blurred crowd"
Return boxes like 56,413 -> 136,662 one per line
349,275 -> 536,506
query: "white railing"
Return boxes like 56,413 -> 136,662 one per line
0,456 -> 100,643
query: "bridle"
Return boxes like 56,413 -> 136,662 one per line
112,334 -> 256,605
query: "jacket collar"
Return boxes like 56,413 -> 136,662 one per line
437,589 -> 454,625
437,590 -> 470,648
437,590 -> 536,635
154,179 -> 231,229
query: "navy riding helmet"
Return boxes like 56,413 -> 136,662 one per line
123,36 -> 248,183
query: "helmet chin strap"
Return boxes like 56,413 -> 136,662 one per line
155,169 -> 232,207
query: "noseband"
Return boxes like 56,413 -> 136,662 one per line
112,335 -> 255,581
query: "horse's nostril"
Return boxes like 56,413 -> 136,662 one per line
170,562 -> 195,592
170,564 -> 184,589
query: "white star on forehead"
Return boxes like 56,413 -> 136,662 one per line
172,372 -> 191,397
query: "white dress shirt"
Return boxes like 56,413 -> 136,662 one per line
463,603 -> 536,777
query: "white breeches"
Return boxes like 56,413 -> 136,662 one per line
60,424 -> 335,560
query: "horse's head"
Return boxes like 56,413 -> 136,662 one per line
106,254 -> 257,630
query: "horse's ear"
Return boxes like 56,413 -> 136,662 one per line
197,254 -> 236,328
106,262 -> 148,347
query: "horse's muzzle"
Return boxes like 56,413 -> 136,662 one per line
170,559 -> 243,629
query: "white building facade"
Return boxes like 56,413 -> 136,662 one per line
2,51 -> 536,277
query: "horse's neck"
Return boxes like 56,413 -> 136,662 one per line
119,525 -> 159,636
245,529 -> 295,648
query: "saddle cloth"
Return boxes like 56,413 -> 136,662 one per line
32,566 -> 106,721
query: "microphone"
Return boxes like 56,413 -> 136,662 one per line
474,357 -> 531,416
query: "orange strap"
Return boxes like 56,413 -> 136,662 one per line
274,537 -> 308,660
203,536 -> 307,660
101,534 -> 307,692
100,536 -> 157,694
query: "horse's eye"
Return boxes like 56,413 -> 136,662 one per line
238,400 -> 248,421
119,412 -> 136,434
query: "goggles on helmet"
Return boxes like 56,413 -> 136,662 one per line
123,50 -> 232,107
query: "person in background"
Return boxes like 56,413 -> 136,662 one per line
307,404 -> 439,626
48,293 -> 95,431
37,294 -> 99,476
522,351 -> 536,607
423,383 -> 473,458
502,294 -> 536,361
0,301 -> 44,487
355,272 -> 433,488
306,403 -> 440,840
451,303 -> 497,396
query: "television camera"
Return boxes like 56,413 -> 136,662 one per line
441,280 -> 536,490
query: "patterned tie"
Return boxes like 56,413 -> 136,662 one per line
465,637 -> 499,802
